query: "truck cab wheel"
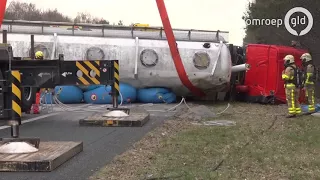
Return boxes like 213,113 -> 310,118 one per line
22,87 -> 37,112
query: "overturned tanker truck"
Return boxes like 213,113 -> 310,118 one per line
0,19 -> 247,110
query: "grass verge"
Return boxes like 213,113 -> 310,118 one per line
90,102 -> 320,180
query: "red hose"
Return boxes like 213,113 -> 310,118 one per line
0,0 -> 7,28
155,0 -> 205,97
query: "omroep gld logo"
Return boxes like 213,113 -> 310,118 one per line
245,7 -> 313,36
284,7 -> 313,36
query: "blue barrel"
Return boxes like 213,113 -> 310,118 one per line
83,83 -> 137,104
302,104 -> 320,113
41,86 -> 83,104
137,88 -> 176,103
302,105 -> 308,112
78,85 -> 104,92
316,104 -> 320,112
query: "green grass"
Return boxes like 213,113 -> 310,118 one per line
138,108 -> 320,179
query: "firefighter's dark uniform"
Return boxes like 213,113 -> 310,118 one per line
301,53 -> 316,113
35,51 -> 45,103
282,55 -> 301,117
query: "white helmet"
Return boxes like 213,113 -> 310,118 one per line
284,55 -> 295,64
300,53 -> 312,63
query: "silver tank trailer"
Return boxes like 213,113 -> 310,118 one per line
0,20 -> 232,97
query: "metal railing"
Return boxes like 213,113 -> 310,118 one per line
0,19 -> 229,43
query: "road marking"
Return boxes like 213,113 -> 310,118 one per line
22,113 -> 60,124
0,104 -> 92,130
0,113 -> 59,130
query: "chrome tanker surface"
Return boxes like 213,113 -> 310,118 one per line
0,20 -> 232,96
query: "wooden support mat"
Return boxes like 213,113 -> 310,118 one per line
79,112 -> 150,127
0,141 -> 83,172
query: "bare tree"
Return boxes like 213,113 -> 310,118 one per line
74,12 -> 92,23
4,1 -> 111,24
118,20 -> 123,26
74,12 -> 109,24
5,1 -> 71,22
92,18 -> 110,24
41,9 -> 72,22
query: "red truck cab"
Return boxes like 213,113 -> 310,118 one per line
240,44 -> 308,104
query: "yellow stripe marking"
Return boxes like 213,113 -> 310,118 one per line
12,83 -> 21,100
12,71 -> 21,82
291,89 -> 295,114
115,83 -> 120,91
312,90 -> 315,104
76,61 -> 100,84
12,100 -> 22,117
78,77 -> 90,85
114,62 -> 119,71
95,61 -> 100,65
114,73 -> 119,80
84,61 -> 100,77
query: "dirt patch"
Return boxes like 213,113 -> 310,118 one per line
90,102 -> 320,180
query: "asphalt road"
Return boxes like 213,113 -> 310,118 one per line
0,104 -> 176,180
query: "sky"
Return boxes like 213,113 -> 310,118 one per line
7,0 -> 252,45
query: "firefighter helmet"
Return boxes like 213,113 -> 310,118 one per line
284,55 -> 295,64
35,51 -> 44,59
300,53 -> 312,63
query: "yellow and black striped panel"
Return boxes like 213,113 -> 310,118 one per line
114,60 -> 120,95
76,60 -> 101,85
11,70 -> 22,121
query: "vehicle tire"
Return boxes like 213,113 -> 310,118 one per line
21,87 -> 37,112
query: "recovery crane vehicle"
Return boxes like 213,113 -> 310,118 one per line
0,0 -> 210,161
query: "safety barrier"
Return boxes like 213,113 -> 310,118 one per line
0,19 -> 229,42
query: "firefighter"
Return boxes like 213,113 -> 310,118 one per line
282,55 -> 301,117
34,51 -> 45,110
25,51 -> 44,113
301,53 -> 316,114
35,51 -> 44,60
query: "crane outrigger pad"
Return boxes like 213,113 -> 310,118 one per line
79,108 -> 150,127
0,141 -> 83,172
